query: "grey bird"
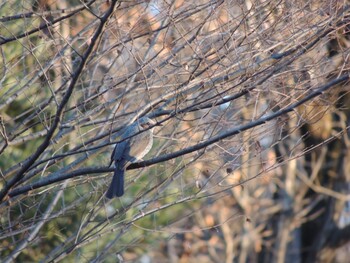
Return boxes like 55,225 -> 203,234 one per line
106,117 -> 158,198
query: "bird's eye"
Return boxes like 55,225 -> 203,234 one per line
141,123 -> 150,128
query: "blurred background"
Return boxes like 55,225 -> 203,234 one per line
0,0 -> 350,262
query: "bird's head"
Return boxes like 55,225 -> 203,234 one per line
138,117 -> 162,130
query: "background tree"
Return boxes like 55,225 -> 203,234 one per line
0,0 -> 349,262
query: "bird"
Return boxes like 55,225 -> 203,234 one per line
106,117 -> 158,198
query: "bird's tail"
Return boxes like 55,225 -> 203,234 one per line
106,166 -> 124,198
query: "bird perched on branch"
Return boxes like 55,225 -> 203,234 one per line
106,117 -> 158,198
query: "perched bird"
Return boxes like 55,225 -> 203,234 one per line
106,117 -> 158,198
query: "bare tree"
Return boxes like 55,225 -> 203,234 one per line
0,0 -> 349,262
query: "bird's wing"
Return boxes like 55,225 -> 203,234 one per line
110,140 -> 128,164
110,124 -> 145,166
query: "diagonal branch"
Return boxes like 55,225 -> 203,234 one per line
8,74 -> 349,198
0,0 -> 120,202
